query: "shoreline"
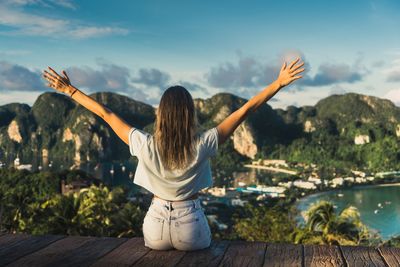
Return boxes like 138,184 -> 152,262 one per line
297,181 -> 400,203
295,181 -> 400,240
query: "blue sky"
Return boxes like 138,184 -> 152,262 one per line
1,0 -> 400,108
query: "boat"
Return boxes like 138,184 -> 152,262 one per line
14,155 -> 20,166
16,164 -> 32,171
374,209 -> 379,214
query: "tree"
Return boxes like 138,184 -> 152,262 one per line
233,203 -> 296,243
295,201 -> 377,245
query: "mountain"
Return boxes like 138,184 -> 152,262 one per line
0,92 -> 155,165
0,91 -> 399,171
273,93 -> 400,170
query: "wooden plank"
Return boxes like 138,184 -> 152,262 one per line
91,237 -> 150,267
39,236 -> 129,267
7,236 -> 94,267
0,233 -> 30,247
218,240 -> 266,267
263,243 -> 302,267
0,234 -> 65,266
176,240 -> 230,267
304,245 -> 344,267
132,248 -> 186,267
340,246 -> 387,267
378,246 -> 400,267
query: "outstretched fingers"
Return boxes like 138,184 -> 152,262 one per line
288,57 -> 300,70
292,75 -> 303,81
43,73 -> 55,83
291,67 -> 305,76
289,61 -> 304,73
62,70 -> 70,81
48,66 -> 61,78
280,61 -> 287,72
43,69 -> 60,81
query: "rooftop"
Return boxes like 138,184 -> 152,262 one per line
1,232 -> 399,266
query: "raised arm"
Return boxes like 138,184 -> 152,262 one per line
216,58 -> 305,145
42,67 -> 131,145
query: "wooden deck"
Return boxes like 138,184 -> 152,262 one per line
0,233 -> 399,267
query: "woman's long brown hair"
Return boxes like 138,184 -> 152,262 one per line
154,86 -> 199,170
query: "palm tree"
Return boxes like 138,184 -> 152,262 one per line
296,201 -> 371,245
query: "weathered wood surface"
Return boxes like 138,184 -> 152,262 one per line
176,240 -> 230,267
91,237 -> 150,267
0,234 -> 64,266
304,245 -> 344,267
218,240 -> 266,267
378,246 -> 400,267
0,233 -> 399,267
341,245 -> 387,267
263,243 -> 302,267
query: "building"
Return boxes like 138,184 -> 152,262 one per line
61,180 -> 90,195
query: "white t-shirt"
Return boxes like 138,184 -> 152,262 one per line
128,127 -> 219,201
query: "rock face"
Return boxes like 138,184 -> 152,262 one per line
7,120 -> 22,143
62,128 -> 73,142
396,124 -> 400,137
354,134 -> 370,145
194,92 -> 285,159
304,120 -> 316,133
232,123 -> 257,159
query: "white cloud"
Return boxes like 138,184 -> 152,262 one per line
5,0 -> 76,9
0,1 -> 129,39
0,61 -> 47,92
383,89 -> 400,106
0,49 -> 31,56
300,63 -> 365,86
386,71 -> 400,82
68,26 -> 129,39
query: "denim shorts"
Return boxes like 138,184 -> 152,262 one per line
142,197 -> 212,251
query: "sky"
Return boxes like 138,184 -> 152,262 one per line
0,0 -> 400,109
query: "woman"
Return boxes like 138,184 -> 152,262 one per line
42,58 -> 304,251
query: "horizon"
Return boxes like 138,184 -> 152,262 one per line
1,0 -> 400,109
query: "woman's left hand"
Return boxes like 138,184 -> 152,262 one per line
42,67 -> 76,96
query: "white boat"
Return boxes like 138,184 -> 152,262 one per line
374,209 -> 379,214
14,156 -> 20,166
16,164 -> 32,171
337,193 -> 344,197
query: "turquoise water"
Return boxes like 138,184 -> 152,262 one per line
297,184 -> 400,240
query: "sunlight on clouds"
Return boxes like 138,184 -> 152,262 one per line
5,0 -> 76,9
0,91 -> 44,106
0,1 -> 128,39
68,26 -> 129,39
384,89 -> 400,106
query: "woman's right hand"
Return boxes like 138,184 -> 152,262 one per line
276,57 -> 305,88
